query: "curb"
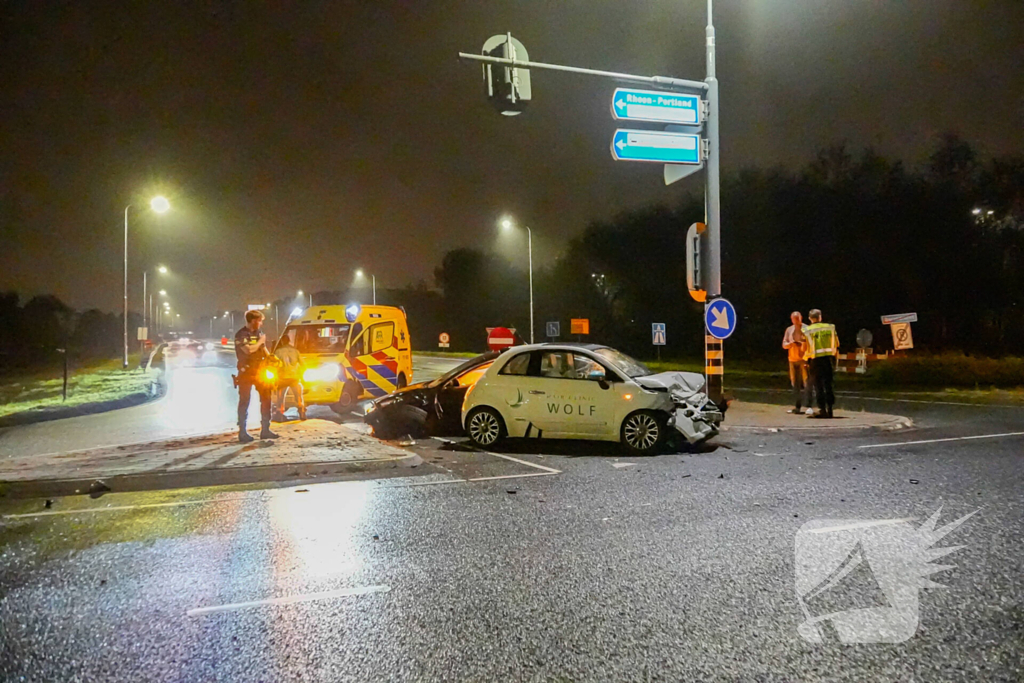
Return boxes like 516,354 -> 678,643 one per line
722,414 -> 913,433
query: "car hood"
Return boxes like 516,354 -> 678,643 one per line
635,371 -> 706,397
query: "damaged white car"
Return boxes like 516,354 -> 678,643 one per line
461,343 -> 723,454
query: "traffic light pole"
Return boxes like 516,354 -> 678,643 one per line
460,3 -> 725,401
704,0 -> 724,403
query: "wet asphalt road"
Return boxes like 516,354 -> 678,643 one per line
1,390 -> 1022,681
0,348 -> 464,459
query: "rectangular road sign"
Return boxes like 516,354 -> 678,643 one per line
652,323 -> 666,346
570,318 -> 589,335
891,322 -> 914,350
611,88 -> 701,125
881,312 -> 917,324
611,129 -> 701,165
137,327 -> 148,341
546,321 -> 560,338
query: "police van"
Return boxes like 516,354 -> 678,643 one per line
276,304 -> 412,413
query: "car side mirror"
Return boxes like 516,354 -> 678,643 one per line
598,379 -> 610,390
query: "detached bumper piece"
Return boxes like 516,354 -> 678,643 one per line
670,392 -> 723,444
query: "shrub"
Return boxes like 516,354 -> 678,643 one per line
871,354 -> 1024,388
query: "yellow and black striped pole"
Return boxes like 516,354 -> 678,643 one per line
705,334 -> 723,403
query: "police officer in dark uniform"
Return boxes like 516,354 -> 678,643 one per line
235,309 -> 278,443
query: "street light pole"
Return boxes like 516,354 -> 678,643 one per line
372,275 -> 376,305
123,205 -> 130,368
527,226 -> 534,344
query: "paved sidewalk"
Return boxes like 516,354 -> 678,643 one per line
722,399 -> 911,432
0,419 -> 412,483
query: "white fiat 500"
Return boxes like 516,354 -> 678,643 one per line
461,343 -> 722,454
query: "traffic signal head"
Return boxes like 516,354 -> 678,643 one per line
481,33 -> 531,116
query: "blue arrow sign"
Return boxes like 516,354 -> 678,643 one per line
546,321 -> 560,338
611,88 -> 702,125
704,298 -> 737,340
611,129 -> 702,165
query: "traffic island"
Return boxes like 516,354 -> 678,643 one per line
0,419 -> 422,499
720,399 -> 911,432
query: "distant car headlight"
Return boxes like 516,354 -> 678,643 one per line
205,342 -> 214,350
303,363 -> 341,383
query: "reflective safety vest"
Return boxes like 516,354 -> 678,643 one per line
805,322 -> 838,358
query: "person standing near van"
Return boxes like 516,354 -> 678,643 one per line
273,333 -> 306,421
805,309 -> 839,419
782,311 -> 809,414
235,310 -> 278,442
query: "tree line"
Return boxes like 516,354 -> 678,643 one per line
7,135 -> 1022,369
418,135 -> 1024,360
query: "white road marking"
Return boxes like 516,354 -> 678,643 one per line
808,518 -> 916,534
2,497 -> 248,519
858,431 -> 1024,449
431,437 -> 562,475
611,462 -> 637,468
187,585 -> 390,616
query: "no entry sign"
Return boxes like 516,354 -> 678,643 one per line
487,326 -> 516,351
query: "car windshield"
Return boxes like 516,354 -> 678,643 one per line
428,353 -> 497,388
286,324 -> 351,354
594,347 -> 652,378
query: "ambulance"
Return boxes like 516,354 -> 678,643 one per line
276,304 -> 412,413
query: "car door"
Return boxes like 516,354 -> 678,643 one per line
523,350 -> 614,437
435,361 -> 494,433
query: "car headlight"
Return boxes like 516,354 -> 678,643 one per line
303,363 -> 341,383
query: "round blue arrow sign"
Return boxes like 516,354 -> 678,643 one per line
704,298 -> 737,339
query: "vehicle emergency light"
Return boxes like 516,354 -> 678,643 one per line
345,304 -> 361,322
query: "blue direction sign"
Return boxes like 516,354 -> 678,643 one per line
612,88 -> 701,125
652,323 -> 666,346
546,321 -> 560,338
611,129 -> 702,165
704,298 -> 737,340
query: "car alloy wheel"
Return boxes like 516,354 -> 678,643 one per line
467,408 -> 503,447
623,411 -> 662,453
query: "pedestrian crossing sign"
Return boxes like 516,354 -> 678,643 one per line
652,323 -> 666,346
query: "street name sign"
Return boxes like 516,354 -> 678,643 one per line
611,129 -> 701,165
611,88 -> 702,125
704,298 -> 737,340
652,323 -> 666,346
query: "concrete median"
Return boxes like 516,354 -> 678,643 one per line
721,399 -> 911,432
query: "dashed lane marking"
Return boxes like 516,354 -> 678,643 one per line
187,585 -> 390,616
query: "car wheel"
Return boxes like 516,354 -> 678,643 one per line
330,381 -> 362,414
465,407 -> 506,448
620,410 -> 665,455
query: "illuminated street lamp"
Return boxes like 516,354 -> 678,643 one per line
143,264 -> 169,337
123,196 -> 171,368
500,216 -> 534,343
355,269 -> 376,305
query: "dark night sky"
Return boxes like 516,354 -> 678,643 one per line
2,1 -> 1022,321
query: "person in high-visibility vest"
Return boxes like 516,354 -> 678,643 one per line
805,309 -> 839,418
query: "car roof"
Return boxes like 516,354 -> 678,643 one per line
501,342 -> 609,352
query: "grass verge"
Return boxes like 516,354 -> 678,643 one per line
0,355 -> 155,420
